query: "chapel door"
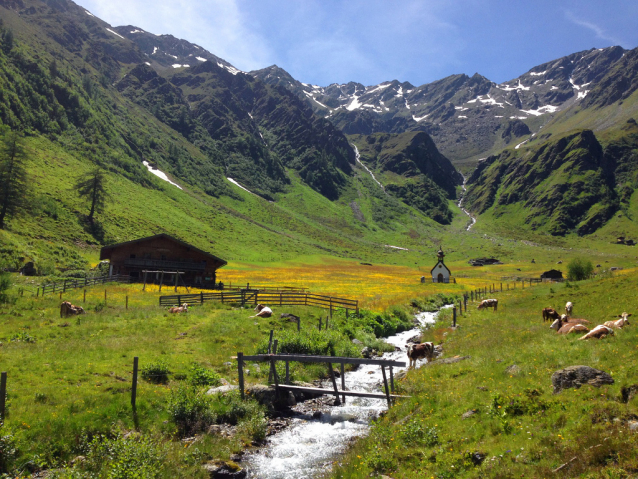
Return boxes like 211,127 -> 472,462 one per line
437,273 -> 444,283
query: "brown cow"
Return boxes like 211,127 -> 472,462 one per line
168,303 -> 188,313
604,312 -> 631,329
60,301 -> 85,318
542,307 -> 560,322
549,315 -> 590,334
478,299 -> 498,311
578,325 -> 614,340
407,342 -> 435,368
251,304 -> 273,318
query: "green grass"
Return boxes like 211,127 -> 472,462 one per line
331,270 -> 638,478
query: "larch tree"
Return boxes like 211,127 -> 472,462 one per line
0,130 -> 30,230
76,168 -> 109,224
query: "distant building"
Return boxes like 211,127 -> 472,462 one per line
100,234 -> 227,288
540,269 -> 563,280
431,247 -> 451,283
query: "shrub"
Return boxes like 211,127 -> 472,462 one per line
0,432 -> 16,474
168,385 -> 215,436
400,420 -> 439,447
58,432 -> 167,479
209,390 -> 263,426
255,328 -> 359,357
189,364 -> 222,387
141,361 -> 170,384
9,330 -> 36,343
567,257 -> 594,281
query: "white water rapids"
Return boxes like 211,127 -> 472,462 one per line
458,175 -> 476,231
244,309 -> 442,478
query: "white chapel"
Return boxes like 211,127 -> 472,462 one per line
430,247 -> 451,283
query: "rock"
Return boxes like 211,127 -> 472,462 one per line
470,452 -> 486,466
246,384 -> 296,409
230,453 -> 243,462
551,365 -> 614,394
71,456 -> 86,465
462,409 -> 477,419
219,378 -> 229,386
203,461 -> 247,479
477,386 -> 488,391
621,384 -> 638,403
628,421 -> 638,431
206,385 -> 238,395
352,339 -> 363,345
223,362 -> 232,367
280,313 -> 300,322
394,370 -> 407,381
361,347 -> 373,358
505,364 -> 521,376
406,334 -> 422,344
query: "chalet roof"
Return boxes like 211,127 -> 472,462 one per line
100,234 -> 227,266
540,269 -> 563,278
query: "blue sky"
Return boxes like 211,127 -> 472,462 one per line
78,0 -> 638,87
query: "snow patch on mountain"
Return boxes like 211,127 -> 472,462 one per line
395,86 -> 403,97
520,105 -> 559,116
143,161 -> 183,189
172,64 -> 189,68
85,10 -> 94,16
498,80 -> 530,91
515,139 -> 528,149
529,70 -> 546,76
152,46 -> 158,55
227,178 -> 257,196
366,84 -> 391,95
130,29 -> 144,34
412,114 -> 429,122
106,28 -> 125,39
346,96 -> 362,111
196,56 -> 206,62
577,90 -> 590,100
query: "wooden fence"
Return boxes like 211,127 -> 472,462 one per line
40,275 -> 130,295
159,290 -> 359,315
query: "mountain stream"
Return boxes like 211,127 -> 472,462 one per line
458,175 -> 476,231
352,145 -> 385,191
244,309 -> 444,478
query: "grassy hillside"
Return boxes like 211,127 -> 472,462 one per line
332,270 -> 638,478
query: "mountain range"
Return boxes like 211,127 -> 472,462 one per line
1,0 -> 638,272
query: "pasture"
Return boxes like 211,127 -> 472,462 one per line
332,268 -> 638,478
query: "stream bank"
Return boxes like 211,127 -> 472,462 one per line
241,309 -> 445,478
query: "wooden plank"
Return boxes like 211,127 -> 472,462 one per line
277,384 -> 409,400
242,354 -> 405,367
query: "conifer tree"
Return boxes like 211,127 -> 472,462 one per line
76,168 -> 109,224
0,131 -> 29,229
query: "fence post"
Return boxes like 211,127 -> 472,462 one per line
105,289 -> 107,305
131,357 -> 138,411
126,296 -> 129,310
280,293 -> 282,307
0,372 -> 6,423
453,307 -> 457,327
500,283 -> 503,292
285,361 -> 290,385
297,316 -> 301,333
177,295 -> 182,306
319,317 -> 322,331
329,297 -> 333,318
63,280 -> 67,293
341,362 -> 346,404
464,295 -> 467,312
36,288 -> 39,298
237,352 -> 245,400
201,292 -> 204,305
326,315 -> 329,330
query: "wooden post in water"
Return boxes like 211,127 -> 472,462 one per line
131,357 -> 138,411
0,372 -> 6,423
271,341 -> 279,395
327,362 -> 341,406
285,361 -> 290,385
237,352 -> 245,400
340,363 -> 346,404
381,366 -> 391,407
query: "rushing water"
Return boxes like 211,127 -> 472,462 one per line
352,144 -> 385,191
244,310 -> 442,479
457,175 -> 477,231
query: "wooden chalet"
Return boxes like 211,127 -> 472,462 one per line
540,269 -> 563,280
100,234 -> 226,288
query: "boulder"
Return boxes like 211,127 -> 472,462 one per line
280,313 -> 300,322
203,461 -> 247,479
551,365 -> 614,394
361,347 -> 373,358
206,385 -> 238,395
462,409 -> 477,419
352,339 -> 363,345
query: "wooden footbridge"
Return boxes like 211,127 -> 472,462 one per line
236,349 -> 407,407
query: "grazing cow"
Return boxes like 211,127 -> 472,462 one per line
604,312 -> 632,330
477,299 -> 498,311
251,304 -> 273,318
578,324 -> 614,340
565,302 -> 573,316
542,307 -> 560,322
60,301 -> 85,318
168,303 -> 188,313
407,342 -> 435,368
549,315 -> 590,334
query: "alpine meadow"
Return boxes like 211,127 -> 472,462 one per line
1,1 -> 638,478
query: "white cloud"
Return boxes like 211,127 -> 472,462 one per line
75,0 -> 272,70
564,10 -> 624,46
